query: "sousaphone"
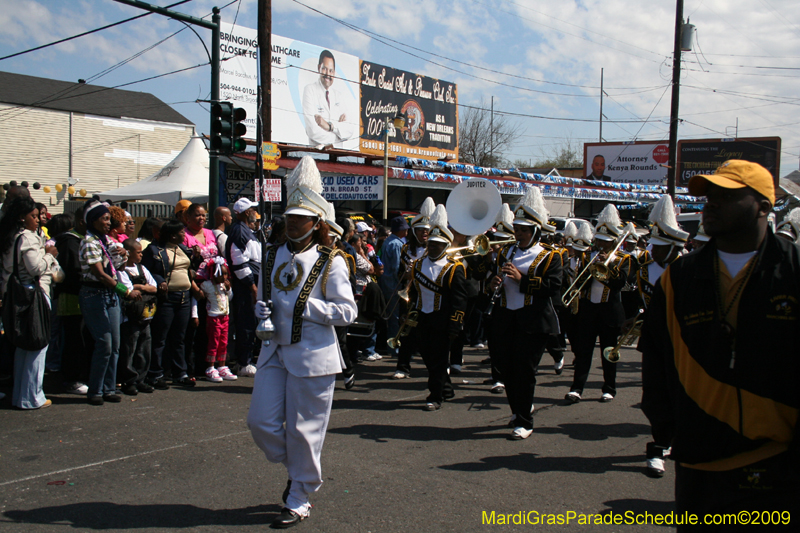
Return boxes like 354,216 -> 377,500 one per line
446,178 -> 503,236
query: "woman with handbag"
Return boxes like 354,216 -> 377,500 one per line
0,197 -> 63,409
142,218 -> 201,388
79,200 -> 129,406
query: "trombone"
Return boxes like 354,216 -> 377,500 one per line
603,310 -> 644,363
446,235 -> 516,258
561,224 -> 635,309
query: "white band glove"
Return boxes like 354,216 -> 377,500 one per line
255,300 -> 272,319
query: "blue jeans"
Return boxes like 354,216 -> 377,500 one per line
80,286 -> 121,397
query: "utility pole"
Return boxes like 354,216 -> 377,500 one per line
258,0 -> 272,219
599,68 -> 604,142
111,0 -> 221,210
666,0 -> 684,199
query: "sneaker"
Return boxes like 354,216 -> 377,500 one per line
490,382 -> 505,394
510,427 -> 533,440
217,366 -> 238,381
450,364 -> 462,375
554,358 -> 564,375
474,343 -> 486,349
646,457 -> 666,478
391,371 -> 409,379
205,367 -> 223,383
64,382 -> 89,395
344,374 -> 355,390
366,354 -> 382,361
565,391 -> 581,403
600,392 -> 614,402
238,364 -> 257,377
424,402 -> 441,411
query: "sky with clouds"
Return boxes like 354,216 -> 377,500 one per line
1,0 -> 799,176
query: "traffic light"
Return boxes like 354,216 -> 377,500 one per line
211,101 -> 233,154
211,102 -> 247,154
232,107 -> 247,152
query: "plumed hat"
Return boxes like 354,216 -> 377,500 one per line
410,197 -> 436,230
284,156 -> 327,218
494,203 -> 515,239
776,207 -> 800,244
324,200 -> 343,240
428,204 -> 454,244
594,204 -> 622,241
572,221 -> 594,252
513,186 -> 548,227
648,195 -> 689,247
563,221 -> 578,245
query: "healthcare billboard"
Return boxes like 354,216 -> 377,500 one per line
583,141 -> 669,185
359,61 -> 458,161
219,22 -> 259,136
677,137 -> 781,187
271,35 -> 360,151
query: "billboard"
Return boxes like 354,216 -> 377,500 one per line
583,141 -> 669,185
219,22 -> 259,136
271,35 -> 360,150
677,137 -> 781,187
360,61 -> 458,161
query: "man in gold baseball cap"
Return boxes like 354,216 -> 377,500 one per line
688,159 -> 775,205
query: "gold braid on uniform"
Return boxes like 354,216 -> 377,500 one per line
320,247 -> 346,299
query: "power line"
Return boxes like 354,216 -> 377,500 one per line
0,0 -> 193,62
289,0 -> 660,98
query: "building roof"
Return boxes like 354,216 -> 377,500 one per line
0,71 -> 193,126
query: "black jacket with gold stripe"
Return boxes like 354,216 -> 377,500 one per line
496,242 -> 563,335
640,231 -> 800,470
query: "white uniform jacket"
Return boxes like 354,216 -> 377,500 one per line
257,242 -> 358,378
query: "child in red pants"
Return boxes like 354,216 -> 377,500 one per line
201,257 -> 235,382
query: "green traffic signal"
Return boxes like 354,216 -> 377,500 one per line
232,107 -> 247,153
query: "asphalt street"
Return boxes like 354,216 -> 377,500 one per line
0,345 -> 675,532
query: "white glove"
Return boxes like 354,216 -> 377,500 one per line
255,300 -> 272,319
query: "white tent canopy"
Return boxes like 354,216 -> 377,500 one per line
98,137 -> 209,204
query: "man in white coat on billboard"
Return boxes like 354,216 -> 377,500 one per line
302,50 -> 357,149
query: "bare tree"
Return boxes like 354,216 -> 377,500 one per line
533,135 -> 583,169
458,99 -> 522,167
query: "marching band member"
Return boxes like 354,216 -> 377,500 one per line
636,194 -> 689,478
541,219 -> 567,374
488,187 -> 563,440
448,227 -> 481,375
565,204 -> 631,404
248,156 -> 357,529
481,203 -> 516,394
562,222 -> 594,354
392,197 -> 434,379
408,204 -> 468,411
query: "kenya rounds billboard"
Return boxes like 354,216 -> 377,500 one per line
360,61 -> 458,161
583,141 -> 669,185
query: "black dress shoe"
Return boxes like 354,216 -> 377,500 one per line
147,377 -> 170,390
121,384 -> 138,396
271,508 -> 305,529
173,377 -> 196,388
87,395 -> 104,406
136,382 -> 155,393
282,479 -> 292,504
103,394 -> 122,403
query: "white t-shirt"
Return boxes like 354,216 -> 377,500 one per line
717,250 -> 758,278
201,280 -> 233,317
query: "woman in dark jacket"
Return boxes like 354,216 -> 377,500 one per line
142,218 -> 201,388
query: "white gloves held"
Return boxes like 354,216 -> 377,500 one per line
255,300 -> 272,319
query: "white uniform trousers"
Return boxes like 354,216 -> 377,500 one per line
247,350 -> 336,513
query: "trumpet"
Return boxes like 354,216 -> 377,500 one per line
387,310 -> 419,349
447,235 -> 516,258
603,310 -> 644,363
561,224 -> 634,309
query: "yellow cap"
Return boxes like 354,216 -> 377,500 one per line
175,199 -> 192,214
688,159 -> 775,205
